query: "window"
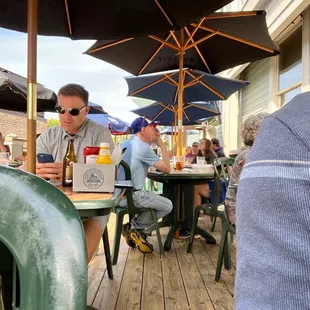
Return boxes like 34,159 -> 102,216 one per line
278,27 -> 302,106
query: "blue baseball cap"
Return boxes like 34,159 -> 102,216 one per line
130,117 -> 159,134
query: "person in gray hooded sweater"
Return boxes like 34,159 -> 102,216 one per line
235,91 -> 310,309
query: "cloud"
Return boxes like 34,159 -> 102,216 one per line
0,28 -> 139,123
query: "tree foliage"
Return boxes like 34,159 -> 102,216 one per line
47,118 -> 60,128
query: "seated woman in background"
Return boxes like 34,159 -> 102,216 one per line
193,138 -> 217,164
194,138 -> 217,206
225,112 -> 268,225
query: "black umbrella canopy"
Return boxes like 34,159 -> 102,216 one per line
85,11 -> 279,75
0,68 -> 57,112
131,101 -> 220,126
125,69 -> 249,103
0,0 -> 233,39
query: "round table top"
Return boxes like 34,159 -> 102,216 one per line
59,185 -> 113,201
147,170 -> 214,182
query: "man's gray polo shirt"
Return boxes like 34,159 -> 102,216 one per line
37,118 -> 114,162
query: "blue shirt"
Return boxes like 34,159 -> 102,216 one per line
119,135 -> 160,190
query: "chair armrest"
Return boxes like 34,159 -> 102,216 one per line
111,188 -> 126,205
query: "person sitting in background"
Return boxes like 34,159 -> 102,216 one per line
0,132 -> 10,154
225,112 -> 267,226
193,138 -> 217,165
211,138 -> 226,157
193,138 -> 217,206
184,146 -> 195,164
119,117 -> 172,253
191,141 -> 199,155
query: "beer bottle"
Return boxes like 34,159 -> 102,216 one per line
62,139 -> 77,187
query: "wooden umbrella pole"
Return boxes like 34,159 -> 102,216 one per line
175,112 -> 177,146
177,29 -> 184,157
27,0 -> 38,174
170,123 -> 173,149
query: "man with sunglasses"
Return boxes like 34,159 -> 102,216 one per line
24,83 -> 114,263
118,117 -> 173,253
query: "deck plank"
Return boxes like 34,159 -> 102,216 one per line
174,239 -> 215,310
141,235 -> 165,310
161,241 -> 190,310
115,249 -> 144,310
191,239 -> 234,310
92,239 -> 129,309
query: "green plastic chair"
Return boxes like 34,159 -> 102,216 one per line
187,160 -> 236,282
0,165 -> 88,309
187,171 -> 223,250
187,171 -> 232,280
210,157 -> 235,232
214,157 -> 235,189
215,210 -> 236,281
111,160 -> 163,265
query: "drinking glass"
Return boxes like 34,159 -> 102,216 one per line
196,156 -> 205,165
175,156 -> 185,171
0,152 -> 10,166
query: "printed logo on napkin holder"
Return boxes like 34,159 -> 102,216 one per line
83,168 -> 104,189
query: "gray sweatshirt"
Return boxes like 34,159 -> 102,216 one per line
235,91 -> 310,309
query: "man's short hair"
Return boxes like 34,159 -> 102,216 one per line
192,142 -> 199,147
211,138 -> 220,147
58,84 -> 89,105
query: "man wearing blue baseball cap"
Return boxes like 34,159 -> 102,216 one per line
118,116 -> 172,253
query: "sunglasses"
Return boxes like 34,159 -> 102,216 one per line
55,105 -> 87,116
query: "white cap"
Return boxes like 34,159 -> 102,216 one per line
100,142 -> 110,148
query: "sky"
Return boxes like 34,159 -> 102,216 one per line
0,28 -> 149,123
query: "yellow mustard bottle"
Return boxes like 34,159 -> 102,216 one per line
96,142 -> 112,164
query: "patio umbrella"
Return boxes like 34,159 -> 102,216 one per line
86,11 -> 279,75
87,114 -> 129,135
0,67 -> 57,112
88,101 -> 108,114
85,10 -> 279,155
0,0 -> 232,39
131,101 -> 220,126
0,0 -> 232,173
125,68 -> 249,104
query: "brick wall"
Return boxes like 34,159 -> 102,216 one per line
0,109 -> 48,139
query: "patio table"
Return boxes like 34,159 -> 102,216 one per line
147,170 -> 216,250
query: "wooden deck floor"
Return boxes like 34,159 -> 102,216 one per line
87,214 -> 236,310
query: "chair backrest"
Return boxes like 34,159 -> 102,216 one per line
209,171 -> 222,215
0,166 -> 87,310
213,157 -> 235,189
118,160 -> 148,215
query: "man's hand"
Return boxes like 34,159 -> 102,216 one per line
20,161 -> 63,181
153,128 -> 165,148
154,136 -> 165,148
36,162 -> 63,181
